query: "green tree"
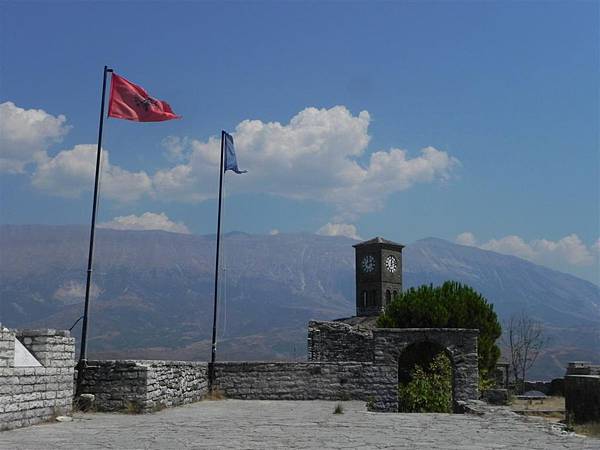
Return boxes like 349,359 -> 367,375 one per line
398,352 -> 453,413
378,281 -> 502,381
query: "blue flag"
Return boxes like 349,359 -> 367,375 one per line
223,132 -> 247,174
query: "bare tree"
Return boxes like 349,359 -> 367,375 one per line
504,312 -> 547,393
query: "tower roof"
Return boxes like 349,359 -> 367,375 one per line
352,236 -> 405,249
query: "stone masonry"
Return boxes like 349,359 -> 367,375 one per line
564,362 -> 600,424
0,328 -> 74,431
77,323 -> 478,413
212,362 -> 397,411
308,320 -> 373,362
77,360 -> 209,412
308,320 -> 479,409
78,360 -> 396,413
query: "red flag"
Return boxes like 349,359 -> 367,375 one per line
107,73 -> 181,122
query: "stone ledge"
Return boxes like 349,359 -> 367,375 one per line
15,329 -> 71,338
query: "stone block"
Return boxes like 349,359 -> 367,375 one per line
565,374 -> 600,424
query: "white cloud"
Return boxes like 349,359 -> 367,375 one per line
269,229 -> 280,235
528,235 -> 594,266
99,212 -> 190,234
155,106 -> 460,217
161,136 -> 191,162
32,144 -> 152,202
317,222 -> 361,240
591,239 -> 600,255
455,231 -> 477,247
14,103 -> 459,219
481,235 -> 537,261
0,102 -> 71,173
456,232 -> 597,267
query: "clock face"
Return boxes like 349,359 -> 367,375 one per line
385,255 -> 398,273
361,255 -> 376,273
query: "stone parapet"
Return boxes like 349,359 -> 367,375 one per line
78,360 -> 209,412
566,361 -> 600,376
0,328 -> 15,368
0,328 -> 74,431
15,329 -> 74,368
565,362 -> 600,424
212,361 -> 398,412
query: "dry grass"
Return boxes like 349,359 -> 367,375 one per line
510,396 -> 565,422
204,388 -> 225,401
333,403 -> 344,414
573,422 -> 600,438
510,396 -> 564,411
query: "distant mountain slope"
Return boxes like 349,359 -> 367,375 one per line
1,225 -> 598,378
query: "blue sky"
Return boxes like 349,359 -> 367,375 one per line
0,1 -> 598,283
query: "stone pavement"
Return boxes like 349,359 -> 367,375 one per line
0,400 -> 598,449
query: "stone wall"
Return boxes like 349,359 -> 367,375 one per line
72,323 -> 478,415
212,361 -> 398,411
564,362 -> 600,424
0,328 -> 75,431
308,321 -> 479,405
78,360 -> 209,412
79,360 -> 399,412
307,321 -> 373,362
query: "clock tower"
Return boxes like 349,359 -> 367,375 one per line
353,237 -> 404,317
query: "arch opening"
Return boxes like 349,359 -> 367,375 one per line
397,341 -> 454,413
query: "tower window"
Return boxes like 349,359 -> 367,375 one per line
385,290 -> 391,305
371,290 -> 377,307
362,291 -> 367,308
393,290 -> 398,299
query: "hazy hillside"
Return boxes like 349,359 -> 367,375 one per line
1,225 -> 598,378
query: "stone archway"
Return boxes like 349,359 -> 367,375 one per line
372,328 -> 479,412
307,321 -> 479,412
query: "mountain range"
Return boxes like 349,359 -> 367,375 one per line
1,224 -> 598,378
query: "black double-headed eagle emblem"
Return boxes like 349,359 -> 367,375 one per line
133,95 -> 158,112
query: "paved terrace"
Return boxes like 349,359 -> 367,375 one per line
1,400 -> 598,449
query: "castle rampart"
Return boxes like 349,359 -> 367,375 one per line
0,328 -> 74,431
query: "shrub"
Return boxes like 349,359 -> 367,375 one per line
398,353 -> 452,413
378,281 -> 501,381
333,403 -> 344,414
124,400 -> 143,414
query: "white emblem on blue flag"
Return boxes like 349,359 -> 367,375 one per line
224,132 -> 247,174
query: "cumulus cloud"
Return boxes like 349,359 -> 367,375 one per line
317,222 -> 362,240
99,212 -> 190,234
155,106 -> 460,217
456,232 -> 597,267
32,144 -> 152,202
592,239 -> 600,255
455,232 -> 477,247
161,136 -> 192,162
14,103 -> 459,219
0,101 -> 71,173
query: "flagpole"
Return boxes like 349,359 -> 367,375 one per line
210,130 -> 226,381
78,65 -> 113,374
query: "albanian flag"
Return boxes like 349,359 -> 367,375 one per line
108,73 -> 181,122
